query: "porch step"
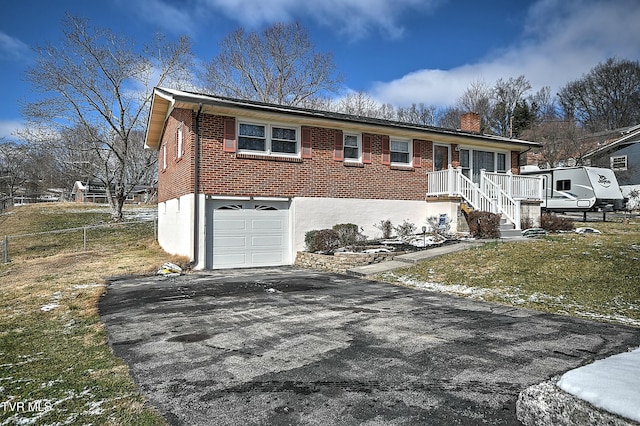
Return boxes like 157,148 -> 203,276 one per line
499,226 -> 523,238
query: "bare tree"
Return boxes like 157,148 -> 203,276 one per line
0,140 -> 29,198
437,107 -> 464,130
558,58 -> 640,132
490,75 -> 532,137
377,103 -> 397,121
21,15 -> 193,220
201,22 -> 342,106
528,86 -> 558,121
521,120 -> 591,167
337,90 -> 380,117
397,103 -> 437,126
457,79 -> 493,131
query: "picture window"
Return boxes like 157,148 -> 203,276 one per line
237,121 -> 299,156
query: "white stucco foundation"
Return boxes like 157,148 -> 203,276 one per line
291,197 -> 428,254
425,199 -> 462,232
158,193 -> 204,266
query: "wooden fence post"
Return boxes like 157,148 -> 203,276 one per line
2,235 -> 8,264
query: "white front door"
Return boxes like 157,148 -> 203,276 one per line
207,200 -> 290,269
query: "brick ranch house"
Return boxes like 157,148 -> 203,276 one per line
144,87 -> 543,269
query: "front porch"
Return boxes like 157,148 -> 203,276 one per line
426,167 -> 543,232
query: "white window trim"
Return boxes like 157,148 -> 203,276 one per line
162,144 -> 167,171
458,147 -> 511,174
176,123 -> 183,159
611,155 -> 627,171
433,143 -> 450,170
343,132 -> 362,163
390,138 -> 412,166
237,118 -> 300,157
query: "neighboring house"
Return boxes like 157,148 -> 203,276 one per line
144,87 -> 542,270
72,181 -> 111,203
72,181 -> 156,204
583,124 -> 640,186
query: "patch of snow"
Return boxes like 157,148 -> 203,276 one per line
558,346 -> 640,423
393,276 -> 640,328
573,311 -> 640,328
40,291 -> 63,312
39,304 -> 59,312
363,248 -> 391,254
575,227 -> 602,234
84,400 -> 105,416
408,236 -> 444,248
40,380 -> 64,388
71,283 -> 102,290
396,276 -> 497,299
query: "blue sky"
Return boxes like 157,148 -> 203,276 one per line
1,0 -> 640,139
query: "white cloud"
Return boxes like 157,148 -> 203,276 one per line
371,0 -> 640,108
0,120 -> 25,139
0,31 -> 29,61
123,0 -> 197,35
190,0 -> 440,39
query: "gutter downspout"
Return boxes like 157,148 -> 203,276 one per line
517,146 -> 533,171
193,103 -> 203,268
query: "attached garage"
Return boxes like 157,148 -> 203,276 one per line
206,199 -> 291,269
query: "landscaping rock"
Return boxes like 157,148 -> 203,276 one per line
516,379 -> 636,426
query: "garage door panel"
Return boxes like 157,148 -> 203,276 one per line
213,236 -> 247,249
213,253 -> 247,266
251,235 -> 284,248
215,218 -> 247,231
251,218 -> 285,230
208,200 -> 290,269
251,251 -> 285,264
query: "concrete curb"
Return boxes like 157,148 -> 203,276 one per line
516,378 -> 638,426
346,240 -> 485,276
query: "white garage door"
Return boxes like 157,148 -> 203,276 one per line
208,200 -> 290,269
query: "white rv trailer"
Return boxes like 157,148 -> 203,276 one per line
521,166 -> 626,212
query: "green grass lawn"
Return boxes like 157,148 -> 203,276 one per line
377,220 -> 640,327
0,203 -> 185,425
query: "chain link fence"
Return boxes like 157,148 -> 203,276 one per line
1,219 -> 157,264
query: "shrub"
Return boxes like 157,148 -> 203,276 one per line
332,223 -> 365,246
304,229 -> 340,252
374,219 -> 393,239
467,211 -> 501,239
304,230 -> 318,251
540,213 -> 575,232
426,215 -> 451,236
521,216 -> 535,230
394,220 -> 417,241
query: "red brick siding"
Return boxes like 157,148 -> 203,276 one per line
422,141 -> 434,171
511,151 -> 519,174
157,109 -> 194,203
461,112 -> 481,132
451,145 -> 460,167
162,109 -> 430,201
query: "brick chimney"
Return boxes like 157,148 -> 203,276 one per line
460,112 -> 481,133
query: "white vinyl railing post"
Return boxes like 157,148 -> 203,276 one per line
447,167 -> 455,196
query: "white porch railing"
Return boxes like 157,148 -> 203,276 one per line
426,167 -> 543,230
482,171 -> 543,200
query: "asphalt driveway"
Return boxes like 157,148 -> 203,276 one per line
99,267 -> 640,425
